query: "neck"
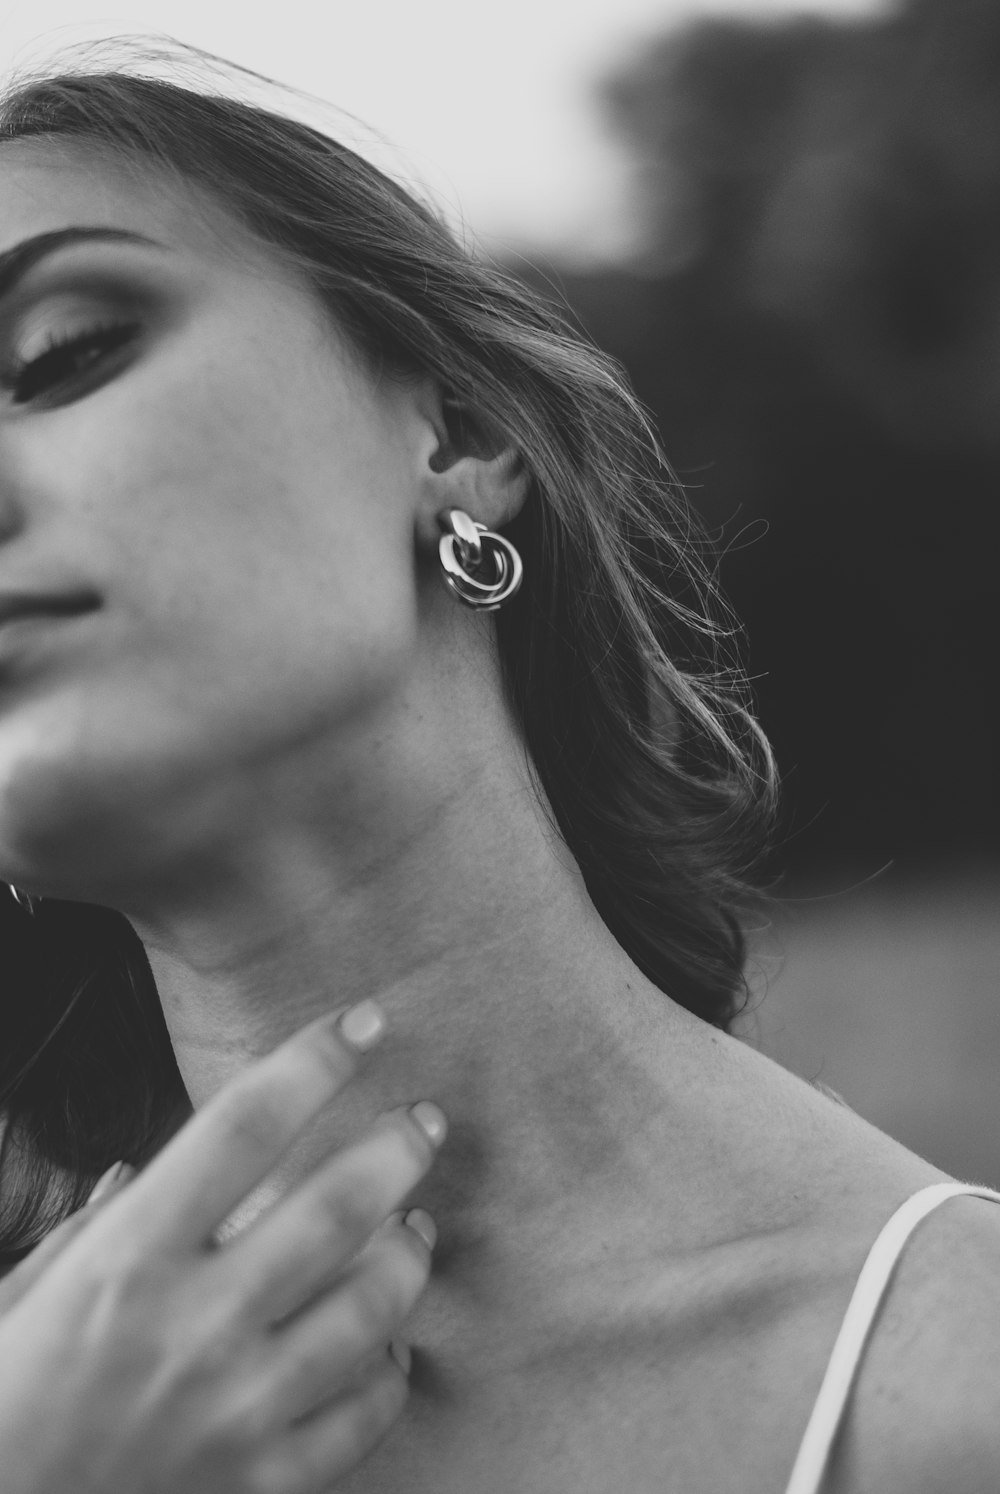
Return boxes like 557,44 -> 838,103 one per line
126,664 -> 718,1378
138,748 -> 684,1224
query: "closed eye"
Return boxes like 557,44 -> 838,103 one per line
6,321 -> 141,406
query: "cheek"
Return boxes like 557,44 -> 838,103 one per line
103,495 -> 418,779
0,340 -> 420,873
0,560 -> 418,894
78,322 -> 418,726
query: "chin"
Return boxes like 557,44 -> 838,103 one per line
0,768 -> 132,905
0,693 -> 204,905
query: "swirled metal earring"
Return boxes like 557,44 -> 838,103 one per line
8,884 -> 40,916
436,509 -> 523,611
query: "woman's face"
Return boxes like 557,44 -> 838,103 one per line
0,142 -> 438,899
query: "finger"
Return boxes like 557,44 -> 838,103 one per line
263,1351 -> 409,1494
222,1103 -> 445,1325
0,1165 -> 135,1311
86,1159 -> 136,1205
102,1003 -> 386,1252
0,1220 -> 86,1313
262,1216 -> 432,1421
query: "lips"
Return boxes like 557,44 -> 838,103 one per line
0,591 -> 101,626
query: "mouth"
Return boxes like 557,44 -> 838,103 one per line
0,593 -> 103,676
0,591 -> 102,627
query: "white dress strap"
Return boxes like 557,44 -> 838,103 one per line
783,1181 -> 1000,1494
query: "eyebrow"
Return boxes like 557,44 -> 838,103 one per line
0,227 -> 164,302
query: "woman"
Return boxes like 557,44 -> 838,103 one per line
0,39 -> 997,1494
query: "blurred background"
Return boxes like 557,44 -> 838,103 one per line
1,0 -> 998,1183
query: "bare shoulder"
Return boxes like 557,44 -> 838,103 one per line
827,1190 -> 1000,1494
718,1047 -> 1000,1491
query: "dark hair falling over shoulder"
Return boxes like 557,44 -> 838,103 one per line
0,39 -> 778,1266
0,896 -> 189,1263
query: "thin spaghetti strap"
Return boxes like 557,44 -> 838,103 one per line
783,1181 -> 1000,1494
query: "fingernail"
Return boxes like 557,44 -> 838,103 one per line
402,1207 -> 437,1251
389,1338 -> 411,1375
338,1000 -> 386,1052
409,1100 -> 447,1147
87,1160 -> 134,1204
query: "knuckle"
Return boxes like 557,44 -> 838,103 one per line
345,1275 -> 397,1344
348,1243 -> 424,1340
360,1356 -> 409,1437
309,1175 -> 381,1244
209,1032 -> 359,1168
198,1375 -> 271,1467
200,1418 -> 256,1475
281,1363 -> 406,1490
192,1313 -> 248,1381
340,1376 -> 396,1461
217,1085 -> 291,1154
282,1326 -> 341,1401
85,1235 -> 155,1296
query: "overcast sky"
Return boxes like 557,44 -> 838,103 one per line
0,0 -> 895,264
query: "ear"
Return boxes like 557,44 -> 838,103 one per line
411,382 -> 531,542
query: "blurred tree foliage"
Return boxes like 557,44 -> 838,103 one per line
514,0 -> 1000,886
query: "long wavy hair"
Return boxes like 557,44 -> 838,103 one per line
0,41 -> 777,1266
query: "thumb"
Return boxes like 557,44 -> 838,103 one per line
0,1161 -> 136,1313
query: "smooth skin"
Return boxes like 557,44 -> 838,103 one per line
0,1004 -> 441,1494
0,138 -> 999,1493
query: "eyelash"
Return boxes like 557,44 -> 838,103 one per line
9,321 -> 140,405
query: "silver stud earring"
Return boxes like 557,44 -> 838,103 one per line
436,508 -> 523,612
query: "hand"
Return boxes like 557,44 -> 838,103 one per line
0,1159 -> 137,1316
0,1002 -> 444,1493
